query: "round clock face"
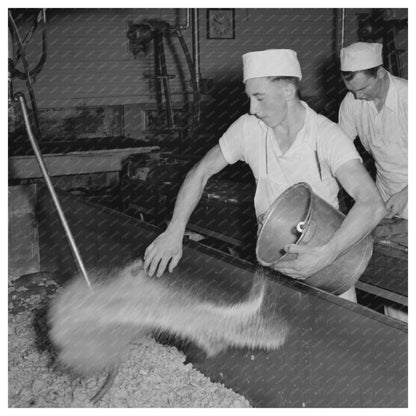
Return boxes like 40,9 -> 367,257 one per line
209,11 -> 233,37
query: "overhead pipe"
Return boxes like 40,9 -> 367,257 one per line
174,8 -> 200,124
175,27 -> 200,125
191,8 -> 201,122
177,8 -> 191,30
340,8 -> 346,49
155,31 -> 174,127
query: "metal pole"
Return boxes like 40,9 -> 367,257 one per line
192,8 -> 201,122
15,92 -> 92,289
177,8 -> 191,30
157,31 -> 174,127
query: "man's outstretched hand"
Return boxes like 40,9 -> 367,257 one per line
144,230 -> 183,277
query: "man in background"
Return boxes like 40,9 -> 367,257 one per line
338,42 -> 408,320
338,42 -> 408,220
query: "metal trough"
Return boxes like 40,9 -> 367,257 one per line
36,186 -> 407,408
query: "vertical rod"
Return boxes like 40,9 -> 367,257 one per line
177,8 -> 191,30
175,27 -> 200,125
192,9 -> 201,84
15,92 -> 92,289
154,31 -> 163,116
341,8 -> 346,49
157,32 -> 174,127
192,8 -> 201,122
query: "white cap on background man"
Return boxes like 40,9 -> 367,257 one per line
340,42 -> 383,72
242,49 -> 302,82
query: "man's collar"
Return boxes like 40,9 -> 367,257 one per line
383,72 -> 398,112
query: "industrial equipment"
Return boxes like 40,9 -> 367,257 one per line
36,186 -> 407,408
126,12 -> 202,132
9,9 -> 47,136
357,8 -> 407,77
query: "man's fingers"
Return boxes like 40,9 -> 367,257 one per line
143,249 -> 154,272
143,243 -> 156,271
275,258 -> 296,269
290,274 -> 308,281
277,266 -> 307,280
144,242 -> 154,259
274,260 -> 308,280
143,229 -> 183,277
156,258 -> 169,278
147,256 -> 161,277
284,244 -> 303,254
168,255 -> 180,273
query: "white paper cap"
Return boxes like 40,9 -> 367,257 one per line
340,42 -> 383,72
242,49 -> 302,82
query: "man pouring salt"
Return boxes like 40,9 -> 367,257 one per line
144,48 -> 386,301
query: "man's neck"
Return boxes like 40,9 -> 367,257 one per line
272,100 -> 306,153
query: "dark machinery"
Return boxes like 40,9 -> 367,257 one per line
357,8 -> 407,77
126,14 -> 202,132
8,9 -> 48,136
120,153 -> 257,258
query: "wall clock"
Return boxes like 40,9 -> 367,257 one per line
207,9 -> 235,39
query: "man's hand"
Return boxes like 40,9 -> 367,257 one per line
385,187 -> 408,219
143,145 -> 228,278
144,230 -> 183,277
272,244 -> 336,280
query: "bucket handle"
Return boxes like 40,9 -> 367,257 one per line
298,217 -> 317,245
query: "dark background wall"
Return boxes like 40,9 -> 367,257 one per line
9,8 -> 408,156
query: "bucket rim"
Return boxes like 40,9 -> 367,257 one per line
256,182 -> 314,267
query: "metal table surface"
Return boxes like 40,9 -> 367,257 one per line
36,187 -> 407,407
357,218 -> 408,306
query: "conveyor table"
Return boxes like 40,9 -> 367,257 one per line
36,187 -> 407,407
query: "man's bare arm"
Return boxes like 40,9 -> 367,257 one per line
275,159 -> 386,279
144,145 -> 229,277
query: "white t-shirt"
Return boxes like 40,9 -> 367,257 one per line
338,72 -> 408,218
219,101 -> 361,217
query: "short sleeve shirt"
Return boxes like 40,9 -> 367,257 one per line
338,72 -> 408,206
219,101 -> 361,216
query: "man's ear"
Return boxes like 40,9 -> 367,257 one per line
284,82 -> 297,100
376,66 -> 386,80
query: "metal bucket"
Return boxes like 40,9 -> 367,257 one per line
256,182 -> 373,295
